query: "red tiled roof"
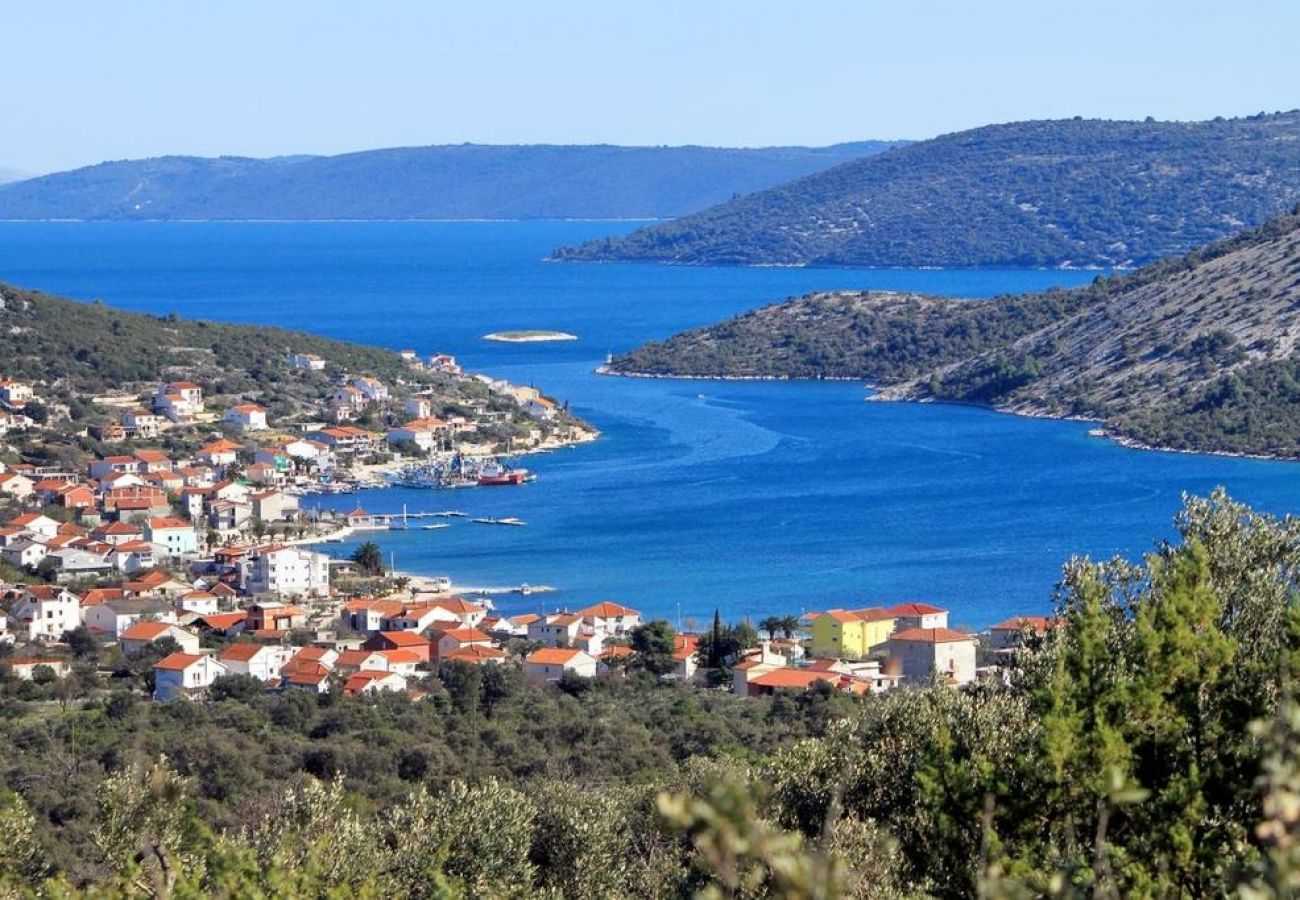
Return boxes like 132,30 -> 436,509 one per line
153,652 -> 202,671
889,627 -> 972,644
579,601 -> 640,618
526,648 -> 584,665
120,621 -> 176,641
444,645 -> 506,663
887,602 -> 948,617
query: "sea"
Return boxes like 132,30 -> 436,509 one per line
2,220 -> 1299,629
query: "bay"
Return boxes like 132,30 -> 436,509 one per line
2,220 -> 1297,628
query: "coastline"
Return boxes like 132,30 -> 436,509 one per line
600,365 -> 1299,463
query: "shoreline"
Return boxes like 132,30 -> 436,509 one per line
599,365 -> 1299,463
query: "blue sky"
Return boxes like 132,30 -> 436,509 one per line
5,0 -> 1299,173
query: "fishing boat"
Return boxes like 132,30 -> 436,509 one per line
476,459 -> 530,486
420,523 -> 451,530
471,516 -> 526,527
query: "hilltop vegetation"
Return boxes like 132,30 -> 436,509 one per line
0,142 -> 898,221
557,112 -> 1300,269
610,209 -> 1300,457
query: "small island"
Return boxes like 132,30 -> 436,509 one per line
484,330 -> 578,343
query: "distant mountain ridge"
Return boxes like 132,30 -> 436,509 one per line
608,208 -> 1300,458
0,142 -> 900,221
556,112 -> 1300,269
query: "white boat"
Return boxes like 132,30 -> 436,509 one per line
421,523 -> 451,530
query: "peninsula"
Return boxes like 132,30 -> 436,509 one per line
554,111 -> 1300,269
606,208 -> 1300,459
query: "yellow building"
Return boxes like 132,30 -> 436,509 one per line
809,608 -> 896,659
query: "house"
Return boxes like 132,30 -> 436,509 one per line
52,483 -> 95,511
443,644 -> 507,665
307,426 -> 380,456
177,590 -> 220,617
730,643 -> 790,696
217,643 -> 296,681
887,603 -> 949,631
525,396 -> 558,419
524,647 -> 598,683
0,471 -> 34,500
673,634 -> 699,680
579,601 -> 642,635
122,409 -> 165,438
9,513 -> 61,539
988,616 -> 1053,651
154,382 -> 203,422
46,549 -> 117,582
328,386 -> 367,419
240,546 -> 330,597
745,667 -> 842,698
379,602 -> 460,633
119,621 -> 200,657
152,652 -> 227,701
288,351 -> 326,371
281,646 -> 339,678
84,598 -> 177,638
387,418 -> 451,452
10,586 -> 80,641
132,449 -> 174,473
343,669 -> 407,696
809,607 -> 896,659
528,612 -> 586,648
283,664 -> 333,693
92,521 -> 144,547
250,489 -> 297,523
432,627 -> 491,662
405,397 -> 433,419
145,518 -> 198,557
224,404 -> 268,431
108,540 -> 157,574
430,354 -> 460,375
196,439 -> 242,468
363,630 -> 433,663
244,462 -> 285,487
428,597 -> 489,628
349,375 -> 389,402
194,611 -> 249,636
0,379 -> 34,409
1,539 -> 47,570
244,601 -> 309,633
886,627 -> 977,686
121,570 -> 190,599
3,656 -> 71,680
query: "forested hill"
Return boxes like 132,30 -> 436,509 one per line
609,209 -> 1300,458
0,142 -> 898,221
555,112 -> 1300,269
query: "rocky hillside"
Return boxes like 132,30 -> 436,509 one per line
609,210 -> 1300,457
557,112 -> 1300,269
0,142 -> 898,221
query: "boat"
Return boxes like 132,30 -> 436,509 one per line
476,459 -> 530,486
421,523 -> 451,530
433,510 -> 467,518
471,516 -> 526,527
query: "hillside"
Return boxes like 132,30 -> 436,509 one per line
0,142 -> 898,221
608,209 -> 1300,457
0,281 -> 588,466
556,112 -> 1300,269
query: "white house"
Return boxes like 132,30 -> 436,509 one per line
579,601 -> 642,635
84,598 -> 178,638
9,513 -> 61,539
344,669 -> 408,696
404,397 -> 433,419
10,586 -> 80,641
122,409 -> 165,438
154,381 -> 204,422
886,627 -> 977,686
240,545 -> 331,598
217,643 -> 296,682
528,613 -> 587,648
524,647 -> 598,683
0,471 -> 34,500
0,380 -> 34,409
119,621 -> 200,657
288,351 -> 326,371
349,375 -> 389,402
223,404 -> 268,431
177,590 -> 220,617
1,539 -> 46,570
386,418 -> 450,452
152,652 -> 228,701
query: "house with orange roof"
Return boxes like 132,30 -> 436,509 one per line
282,664 -> 332,693
223,403 -> 268,431
524,647 -> 598,683
386,417 -> 452,452
217,643 -> 296,681
730,642 -> 790,695
673,633 -> 700,680
152,652 -> 226,701
196,439 -> 241,468
809,607 -> 897,659
431,627 -> 491,662
132,449 -> 174,473
85,597 -> 177,638
52,482 -> 95,510
153,381 -> 203,423
79,587 -> 126,608
363,630 -> 433,663
887,602 -> 949,630
886,627 -> 977,686
281,646 -> 339,676
244,601 -> 308,632
379,601 -> 460,633
579,601 -> 642,635
145,518 -> 198,556
107,539 -> 156,574
744,667 -> 842,697
528,612 -> 587,648
343,669 -> 407,697
120,621 -> 200,657
442,644 -> 507,665
0,471 -> 34,500
91,521 -> 143,547
988,615 -> 1054,651
193,611 -> 248,635
9,512 -> 61,539
429,597 -> 489,628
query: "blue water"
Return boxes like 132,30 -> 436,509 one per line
2,221 -> 1298,628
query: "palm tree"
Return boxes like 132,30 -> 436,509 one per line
759,616 -> 784,641
779,615 -> 801,639
350,541 -> 384,576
